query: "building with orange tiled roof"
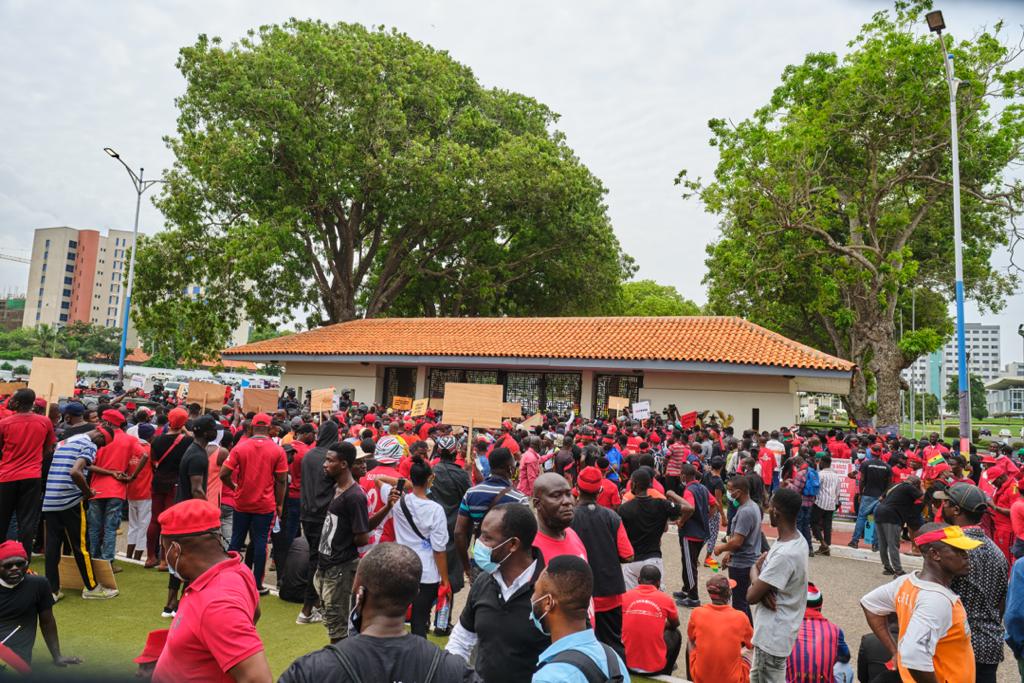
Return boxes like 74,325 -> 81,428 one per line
222,316 -> 854,428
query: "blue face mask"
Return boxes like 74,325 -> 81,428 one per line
472,537 -> 512,574
530,594 -> 551,636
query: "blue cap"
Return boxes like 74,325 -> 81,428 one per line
61,401 -> 85,416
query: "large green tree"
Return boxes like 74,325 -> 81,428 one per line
614,280 -> 701,316
0,323 -> 119,363
944,373 -> 989,420
135,20 -> 633,362
683,1 -> 1022,425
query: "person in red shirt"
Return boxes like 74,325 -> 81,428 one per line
532,473 -> 588,565
573,460 -> 622,509
686,574 -> 753,683
622,564 -> 681,676
400,421 -> 420,448
987,464 -> 1019,565
0,388 -> 57,559
126,422 -> 155,561
487,423 -> 521,458
87,409 -> 140,562
152,499 -> 271,683
220,413 -> 288,594
284,424 -> 315,547
756,438 -> 776,491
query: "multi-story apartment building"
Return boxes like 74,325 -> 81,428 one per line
22,226 -> 133,329
903,323 -> 1002,394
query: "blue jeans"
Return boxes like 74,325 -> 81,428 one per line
796,505 -> 813,550
229,510 -> 274,589
851,495 -> 879,545
87,498 -> 123,561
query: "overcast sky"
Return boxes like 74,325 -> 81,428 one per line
1,0 -> 1022,363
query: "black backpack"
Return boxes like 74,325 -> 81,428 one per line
535,643 -> 624,683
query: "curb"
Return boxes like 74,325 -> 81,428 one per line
764,536 -> 924,569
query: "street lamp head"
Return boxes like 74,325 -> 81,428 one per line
1018,323 -> 1024,338
103,147 -> 120,159
926,10 -> 945,34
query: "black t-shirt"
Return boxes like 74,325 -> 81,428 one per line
176,442 -> 209,503
874,483 -> 924,529
151,432 -> 194,490
0,575 -> 53,663
618,495 -> 680,560
859,459 -> 892,498
745,471 -> 766,505
278,633 -> 480,683
318,483 -> 369,568
701,472 -> 724,499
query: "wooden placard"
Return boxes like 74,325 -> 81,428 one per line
429,398 -> 444,411
0,380 -> 27,396
186,380 -> 226,409
242,387 -> 278,413
410,398 -> 430,417
442,383 -> 503,428
58,556 -> 118,590
28,357 -> 77,406
310,387 -> 334,413
607,396 -> 630,410
501,402 -> 522,418
519,412 -> 543,429
392,396 -> 413,411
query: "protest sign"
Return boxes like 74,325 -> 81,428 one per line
0,381 -> 27,396
186,381 -> 226,410
442,383 -> 502,428
310,387 -> 334,414
392,396 -> 413,411
501,402 -> 522,418
631,400 -> 651,420
607,396 -> 630,410
410,398 -> 430,417
242,388 -> 279,413
28,357 -> 77,406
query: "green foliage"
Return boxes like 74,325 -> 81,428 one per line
686,0 -> 1023,424
12,365 -> 29,375
0,362 -> 11,370
902,390 -> 940,421
611,280 -> 701,316
944,374 -> 990,420
143,351 -> 179,369
248,326 -> 290,344
136,20 -> 633,360
0,323 -> 119,363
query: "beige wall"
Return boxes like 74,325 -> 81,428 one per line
23,227 -> 77,327
282,361 -> 379,405
640,370 -> 799,430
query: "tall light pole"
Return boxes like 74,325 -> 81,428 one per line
926,10 -> 971,455
103,148 -> 165,381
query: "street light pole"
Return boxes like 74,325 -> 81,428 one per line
927,10 -> 971,456
103,148 -> 165,382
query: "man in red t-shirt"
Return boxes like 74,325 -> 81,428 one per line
220,413 -> 287,593
0,388 -> 57,559
87,409 -> 140,561
756,438 -> 776,491
622,564 -> 681,676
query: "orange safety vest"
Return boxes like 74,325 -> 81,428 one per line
893,578 -> 973,683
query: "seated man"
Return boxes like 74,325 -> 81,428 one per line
279,543 -> 478,682
786,583 -> 851,682
621,564 -> 681,676
686,574 -> 752,683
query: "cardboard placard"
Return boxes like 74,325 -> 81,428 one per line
607,396 -> 630,410
28,357 -> 77,406
502,402 -> 522,418
441,383 -> 503,428
242,387 -> 279,413
410,398 -> 430,417
310,387 -> 334,413
631,400 -> 651,420
0,380 -> 27,396
176,383 -> 187,399
58,556 -> 118,591
186,380 -> 226,409
429,398 -> 444,411
392,396 -> 413,411
129,373 -> 146,389
519,412 -> 544,430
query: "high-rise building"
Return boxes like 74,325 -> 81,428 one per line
23,227 -> 133,330
903,323 -> 1002,393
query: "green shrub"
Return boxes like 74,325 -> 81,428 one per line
0,361 -> 11,370
943,425 -> 959,438
12,364 -> 29,375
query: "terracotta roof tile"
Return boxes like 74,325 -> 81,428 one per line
223,317 -> 853,372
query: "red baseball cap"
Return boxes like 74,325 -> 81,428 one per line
252,413 -> 272,427
101,409 -> 126,427
577,466 -> 604,494
502,420 -> 514,430
167,408 -> 189,430
404,421 -> 415,430
134,629 -> 169,664
363,413 -> 377,425
158,499 -> 221,537
33,398 -> 47,409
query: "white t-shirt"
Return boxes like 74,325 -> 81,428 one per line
392,493 -> 449,584
860,572 -> 968,672
752,536 -> 809,657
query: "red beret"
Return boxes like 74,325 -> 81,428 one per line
0,540 -> 27,563
33,398 -> 47,409
577,466 -> 604,494
134,629 -> 168,664
101,409 -> 126,427
158,499 -> 221,537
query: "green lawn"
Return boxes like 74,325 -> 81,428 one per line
26,560 -> 665,682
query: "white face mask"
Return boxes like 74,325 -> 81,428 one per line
167,542 -> 183,580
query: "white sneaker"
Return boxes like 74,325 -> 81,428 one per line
160,607 -> 176,618
295,608 -> 323,624
52,591 -> 64,603
81,586 -> 119,600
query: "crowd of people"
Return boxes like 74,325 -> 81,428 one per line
2,383 -> 1024,681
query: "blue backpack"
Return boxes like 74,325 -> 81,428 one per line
803,467 -> 821,497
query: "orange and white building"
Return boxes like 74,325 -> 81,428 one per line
223,316 -> 854,429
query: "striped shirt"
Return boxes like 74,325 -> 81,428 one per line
814,468 -> 843,512
42,434 -> 96,512
665,442 -> 689,476
785,609 -> 848,682
457,475 -> 528,524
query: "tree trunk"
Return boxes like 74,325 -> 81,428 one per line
843,366 -> 871,425
870,340 -> 904,428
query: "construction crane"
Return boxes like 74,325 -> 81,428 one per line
0,253 -> 30,265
